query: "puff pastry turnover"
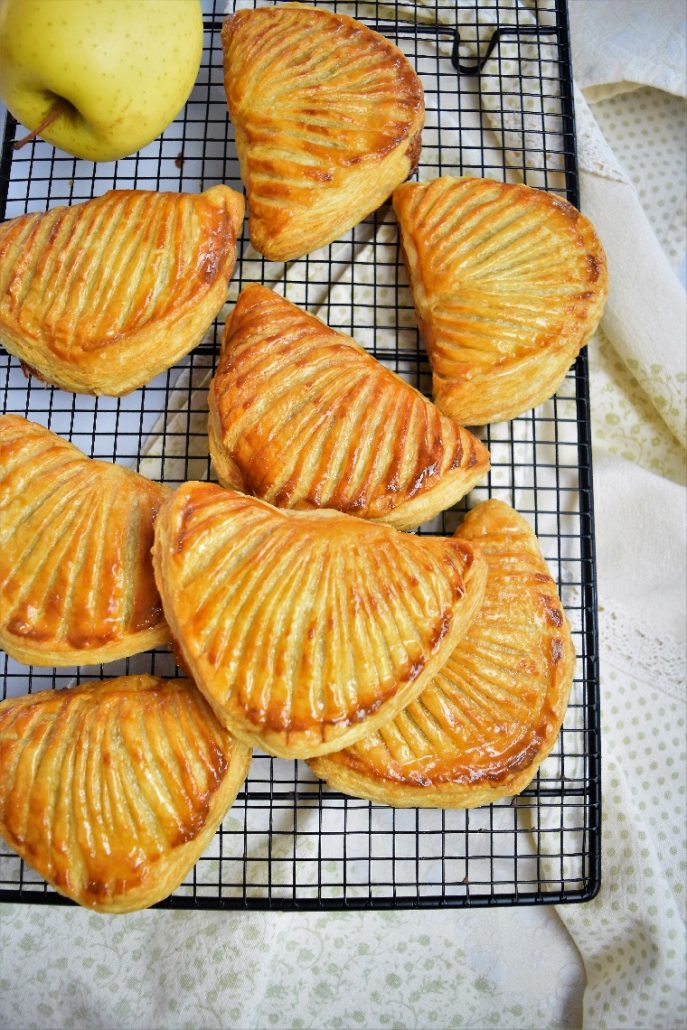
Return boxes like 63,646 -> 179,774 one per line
0,676 -> 252,912
0,186 -> 244,395
0,415 -> 170,666
152,484 -> 487,759
393,176 -> 608,424
310,499 -> 575,807
222,4 -> 424,261
208,285 -> 490,530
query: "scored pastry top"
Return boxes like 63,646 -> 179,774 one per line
0,415 -> 170,666
0,185 -> 245,395
152,483 -> 488,759
0,676 -> 252,913
310,499 -> 576,807
393,176 -> 608,425
222,4 -> 424,261
209,284 -> 490,530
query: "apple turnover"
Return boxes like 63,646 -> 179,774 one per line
208,285 -> 490,530
0,415 -> 170,666
152,484 -> 488,759
393,176 -> 608,424
309,499 -> 575,807
0,676 -> 252,912
221,5 -> 424,261
0,185 -> 244,395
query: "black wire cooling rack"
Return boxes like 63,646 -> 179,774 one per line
0,0 -> 600,909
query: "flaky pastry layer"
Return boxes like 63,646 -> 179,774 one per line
153,483 -> 487,759
222,4 -> 424,261
0,415 -> 170,666
309,499 -> 575,807
209,285 -> 489,529
0,186 -> 244,395
0,676 -> 252,912
393,176 -> 608,424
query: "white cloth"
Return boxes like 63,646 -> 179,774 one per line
557,4 -> 687,1027
570,0 -> 687,101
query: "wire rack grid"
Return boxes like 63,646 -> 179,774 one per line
0,0 -> 600,909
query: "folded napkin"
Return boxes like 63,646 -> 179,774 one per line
571,0 -> 687,101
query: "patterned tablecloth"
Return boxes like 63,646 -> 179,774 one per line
0,2 -> 685,1028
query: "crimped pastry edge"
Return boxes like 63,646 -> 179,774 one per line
0,622 -> 171,669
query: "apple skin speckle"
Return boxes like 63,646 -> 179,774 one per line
0,0 -> 203,162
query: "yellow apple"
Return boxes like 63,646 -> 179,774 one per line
0,0 -> 203,161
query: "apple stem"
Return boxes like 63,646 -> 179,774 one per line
13,100 -> 70,151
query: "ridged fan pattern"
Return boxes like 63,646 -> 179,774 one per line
153,484 -> 488,758
310,499 -> 575,807
393,176 -> 608,424
0,415 -> 169,665
209,285 -> 489,529
0,186 -> 244,394
222,5 -> 424,260
0,676 -> 251,912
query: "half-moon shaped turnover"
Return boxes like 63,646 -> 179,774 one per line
152,483 -> 488,759
309,499 -> 575,807
393,176 -> 608,424
0,415 -> 170,666
222,4 -> 424,261
0,186 -> 244,394
0,676 -> 252,912
209,285 -> 490,530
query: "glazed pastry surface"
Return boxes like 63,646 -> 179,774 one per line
0,676 -> 252,913
0,186 -> 244,395
0,415 -> 170,665
393,176 -> 608,424
209,285 -> 490,530
222,4 -> 424,261
153,483 -> 488,759
309,499 -> 575,807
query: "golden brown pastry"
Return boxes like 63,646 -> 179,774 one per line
309,499 -> 575,807
0,185 -> 244,395
152,483 -> 488,759
0,415 -> 170,666
221,4 -> 424,261
208,285 -> 490,530
0,676 -> 252,912
393,176 -> 608,424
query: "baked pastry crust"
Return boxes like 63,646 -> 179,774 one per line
0,185 -> 244,395
393,176 -> 608,424
208,285 -> 490,530
152,483 -> 488,759
222,4 -> 424,261
0,415 -> 170,666
0,676 -> 252,912
309,499 -> 575,807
